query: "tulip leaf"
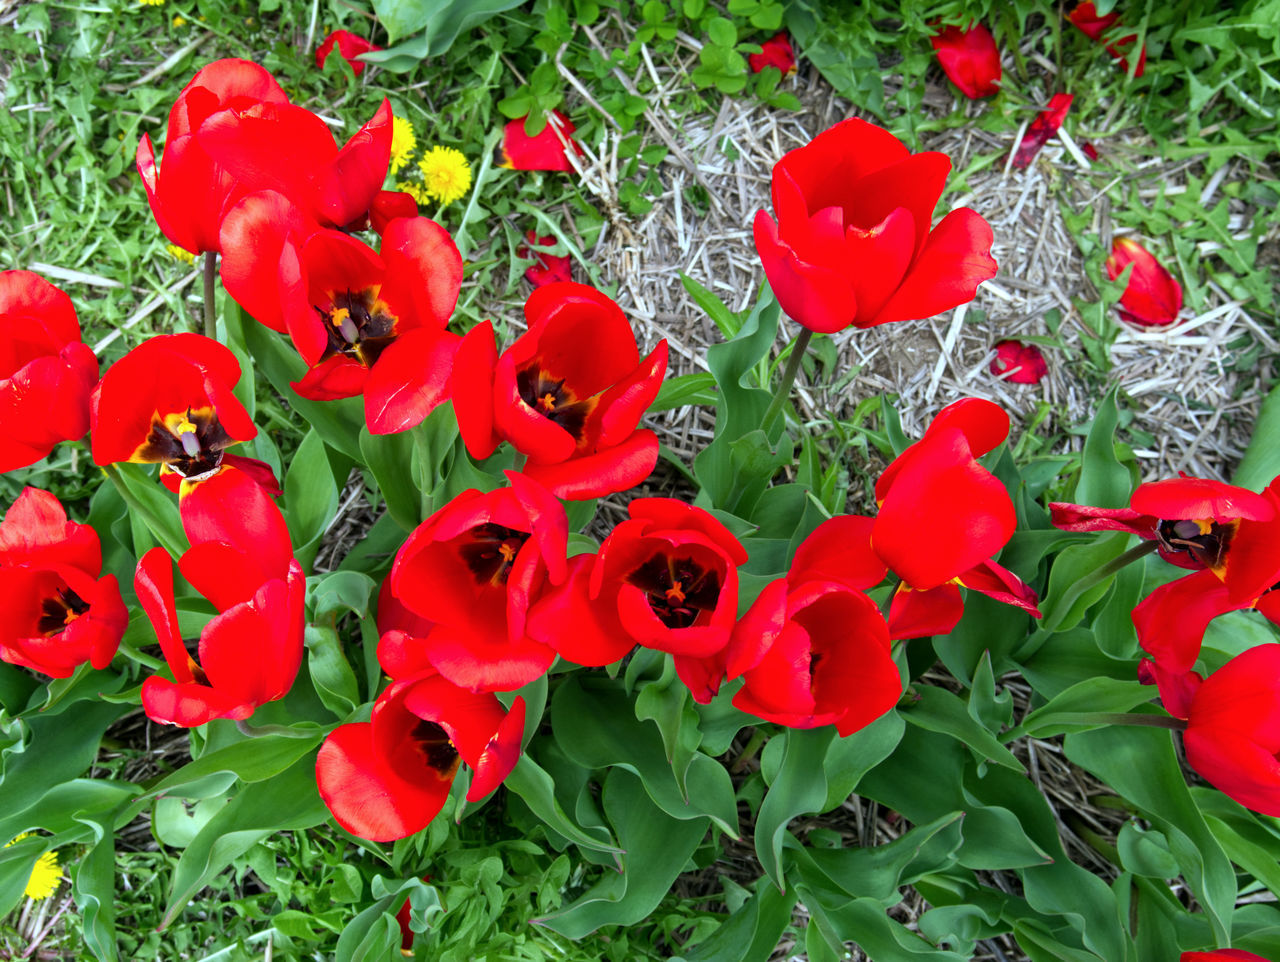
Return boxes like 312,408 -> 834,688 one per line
1073,390 -> 1133,509
310,570 -> 377,621
1064,725 -> 1236,944
1006,676 -> 1154,740
680,272 -> 741,339
502,755 -> 621,856
285,429 -> 339,568
161,755 -> 328,929
803,896 -> 971,962
360,425 -> 418,531
109,462 -> 188,559
304,626 -> 361,718
651,371 -> 718,412
536,768 -> 709,938
634,666 -> 702,797
901,687 -> 1025,774
673,881 -> 798,962
137,732 -> 323,801
820,710 -> 905,813
551,676 -> 738,834
69,812 -> 118,962
334,877 -> 440,962
1116,822 -> 1180,878
755,725 -> 834,891
1233,379 -> 1280,490
1091,557 -> 1144,658
1038,532 -> 1131,632
368,0 -> 525,51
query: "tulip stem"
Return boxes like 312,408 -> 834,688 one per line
235,719 -> 317,738
761,328 -> 813,434
730,728 -> 769,773
202,251 -> 217,340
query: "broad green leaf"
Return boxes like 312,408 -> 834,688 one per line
503,755 -> 621,856
70,813 -> 117,961
285,429 -> 339,568
1074,391 -> 1131,508
1233,380 -> 1280,490
1065,725 -> 1235,943
1007,677 -> 1154,740
368,0 -> 525,50
335,877 -> 440,962
137,732 -> 323,801
634,664 -> 702,797
804,896 -> 972,962
901,687 -> 1024,773
1091,558 -> 1144,658
680,272 -> 741,339
755,726 -> 834,891
311,570 -> 377,621
1,700 -> 126,817
161,756 -> 328,929
652,371 -> 718,411
1038,533 -> 1130,632
551,677 -> 737,834
1116,822 -> 1179,878
675,882 -> 798,962
820,711 -> 905,812
537,768 -> 709,937
304,626 -> 361,718
360,426 -> 419,530
109,463 -> 187,558
1019,627 -> 1134,700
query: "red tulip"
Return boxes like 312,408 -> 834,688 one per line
90,333 -> 256,476
498,112 -> 582,172
749,33 -> 797,75
0,271 -> 98,472
871,399 -> 1039,637
1106,238 -> 1182,327
135,545 -> 304,727
753,118 -> 997,334
1011,93 -> 1073,169
518,231 -> 573,288
389,474 -> 568,692
526,498 -> 747,702
1068,2 -> 1147,77
1183,644 -> 1280,817
315,30 -> 382,76
930,23 -> 1001,99
990,339 -> 1047,384
1182,951 -> 1273,962
137,59 -> 392,255
452,282 -> 666,500
316,670 -> 525,841
0,488 -> 127,678
220,192 -> 463,434
725,517 -> 901,733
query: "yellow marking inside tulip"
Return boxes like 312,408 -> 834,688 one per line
538,392 -> 557,412
665,581 -> 686,604
499,543 -> 517,563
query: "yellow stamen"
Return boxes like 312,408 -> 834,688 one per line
665,581 -> 686,604
498,543 -> 517,563
538,393 -> 557,412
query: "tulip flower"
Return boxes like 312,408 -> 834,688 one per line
871,399 -> 1039,638
930,23 -> 1001,99
316,670 -> 526,841
135,544 -> 304,727
725,530 -> 902,734
518,231 -> 573,288
0,488 -> 127,678
753,117 -> 997,334
315,29 -> 382,76
1011,93 -> 1073,169
219,191 -> 463,434
749,33 -> 797,75
1106,238 -> 1182,327
990,339 -> 1047,384
452,282 -> 666,500
527,499 -> 747,702
1182,644 -> 1280,817
1182,951 -> 1273,962
0,271 -> 99,472
137,58 -> 392,255
90,333 -> 257,477
389,474 -> 568,692
1068,2 -> 1146,77
498,111 -> 582,172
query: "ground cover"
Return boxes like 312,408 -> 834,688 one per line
2,1 -> 1280,960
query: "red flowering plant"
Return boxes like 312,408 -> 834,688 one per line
0,271 -> 99,472
10,45 -> 1280,962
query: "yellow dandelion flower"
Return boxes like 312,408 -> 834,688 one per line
5,834 -> 61,901
166,244 -> 196,266
172,15 -> 186,26
395,181 -> 429,207
139,0 -> 164,6
389,116 -> 417,175
417,147 -> 471,206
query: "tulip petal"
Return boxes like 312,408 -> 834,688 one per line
887,582 -> 964,639
365,327 -> 460,435
754,210 -> 858,334
521,428 -> 659,501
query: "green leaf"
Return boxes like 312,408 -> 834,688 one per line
311,570 -> 377,621
820,711 -> 905,812
1065,726 -> 1236,943
651,371 -> 718,411
536,768 -> 709,937
901,687 -> 1024,773
138,732 -> 323,801
680,272 -> 740,339
285,429 -> 339,569
503,755 -> 621,856
161,756 -> 328,929
675,881 -> 798,962
360,426 -> 419,531
305,626 -> 361,718
1008,677 -> 1154,740
70,814 -> 118,962
1,700 -> 127,817
1038,533 -> 1130,632
804,897 -> 972,962
1234,380 -> 1280,490
755,726 -> 833,891
369,0 -> 526,47
634,665 -> 702,797
1116,822 -> 1179,878
335,877 -> 440,962
109,463 -> 187,558
551,677 -> 737,834
1074,391 -> 1131,508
